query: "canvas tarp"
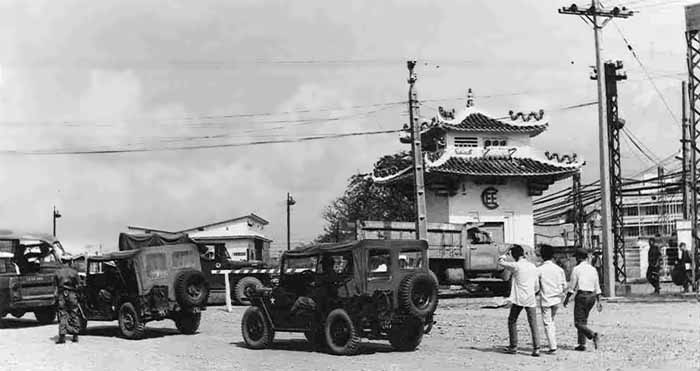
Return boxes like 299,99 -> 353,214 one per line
118,232 -> 199,252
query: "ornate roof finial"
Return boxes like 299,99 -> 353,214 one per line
466,88 -> 474,108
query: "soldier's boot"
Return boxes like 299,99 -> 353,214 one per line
56,335 -> 66,344
72,335 -> 79,343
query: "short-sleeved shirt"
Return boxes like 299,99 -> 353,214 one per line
568,261 -> 601,295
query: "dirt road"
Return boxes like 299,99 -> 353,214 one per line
1,298 -> 698,371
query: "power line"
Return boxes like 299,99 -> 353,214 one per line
612,21 -> 681,128
621,127 -> 659,164
0,128 -> 401,156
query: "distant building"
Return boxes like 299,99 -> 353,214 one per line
128,213 -> 272,262
373,96 -> 583,247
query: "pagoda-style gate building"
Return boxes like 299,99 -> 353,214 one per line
372,99 -> 583,248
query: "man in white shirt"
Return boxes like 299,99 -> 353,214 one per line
563,248 -> 602,351
498,244 -> 541,357
537,245 -> 567,354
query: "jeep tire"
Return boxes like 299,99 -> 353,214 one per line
241,306 -> 274,349
175,312 -> 201,334
174,269 -> 209,308
34,307 -> 56,325
398,273 -> 438,318
118,302 -> 146,340
324,308 -> 360,356
234,276 -> 263,305
389,317 -> 424,351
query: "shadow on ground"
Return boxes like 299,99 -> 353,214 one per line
232,339 -> 394,355
0,318 -> 50,329
76,325 -> 180,340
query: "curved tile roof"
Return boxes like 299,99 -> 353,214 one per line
438,112 -> 548,137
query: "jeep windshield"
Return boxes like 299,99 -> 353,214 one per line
283,255 -> 317,272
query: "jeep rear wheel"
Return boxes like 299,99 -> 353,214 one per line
34,308 -> 56,324
399,273 -> 438,318
389,317 -> 424,351
241,306 -> 274,349
174,269 -> 209,308
234,276 -> 263,305
175,312 -> 201,334
324,309 -> 360,356
118,302 -> 146,340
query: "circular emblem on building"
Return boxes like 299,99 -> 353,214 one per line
481,187 -> 499,209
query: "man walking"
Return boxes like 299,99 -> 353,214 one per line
537,245 -> 567,354
563,248 -> 602,351
55,266 -> 82,344
498,245 -> 540,357
646,237 -> 662,295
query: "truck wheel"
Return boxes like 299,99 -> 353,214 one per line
399,273 -> 438,318
34,308 -> 56,324
10,310 -> 25,318
389,317 -> 424,351
241,306 -> 274,349
174,269 -> 209,308
234,276 -> 263,305
324,308 -> 361,356
118,302 -> 146,340
175,312 -> 201,334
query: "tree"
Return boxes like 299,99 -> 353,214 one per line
316,151 -> 415,242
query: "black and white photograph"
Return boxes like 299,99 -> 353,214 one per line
0,1 -> 698,370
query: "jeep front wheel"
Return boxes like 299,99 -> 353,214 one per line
389,317 -> 424,351
34,307 -> 56,324
324,308 -> 360,356
399,273 -> 438,318
175,312 -> 201,334
118,302 -> 146,340
241,306 -> 274,349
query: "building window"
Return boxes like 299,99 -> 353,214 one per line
644,205 -> 659,215
624,207 -> 638,216
454,137 -> 478,148
484,138 -> 507,147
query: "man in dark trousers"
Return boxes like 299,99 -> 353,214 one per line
564,248 -> 602,351
55,266 -> 82,344
646,238 -> 662,295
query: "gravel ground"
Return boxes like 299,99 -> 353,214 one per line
1,298 -> 698,371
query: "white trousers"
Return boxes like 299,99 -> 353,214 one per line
541,304 -> 559,350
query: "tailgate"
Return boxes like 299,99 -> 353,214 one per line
13,274 -> 56,301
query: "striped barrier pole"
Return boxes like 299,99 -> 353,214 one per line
224,271 -> 232,313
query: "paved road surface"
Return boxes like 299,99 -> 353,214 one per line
1,298 -> 698,371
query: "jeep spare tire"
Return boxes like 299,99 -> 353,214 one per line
234,276 -> 263,305
174,269 -> 209,308
398,273 -> 438,318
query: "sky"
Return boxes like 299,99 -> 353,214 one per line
0,0 -> 694,253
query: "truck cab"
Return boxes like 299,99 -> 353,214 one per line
0,230 -> 66,324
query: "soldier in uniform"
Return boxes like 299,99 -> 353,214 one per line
646,238 -> 662,295
55,266 -> 82,344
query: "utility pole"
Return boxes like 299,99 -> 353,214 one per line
686,3 -> 700,292
407,61 -> 428,241
52,206 -> 61,237
559,1 -> 634,297
286,193 -> 296,250
572,171 -> 584,247
682,81 -> 691,220
604,60 -> 627,284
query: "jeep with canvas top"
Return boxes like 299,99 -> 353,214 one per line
241,239 -> 438,355
78,233 -> 209,339
0,230 -> 67,324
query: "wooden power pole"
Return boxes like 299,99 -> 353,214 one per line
559,1 -> 634,297
407,61 -> 428,241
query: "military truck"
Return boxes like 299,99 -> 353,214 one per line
81,234 -> 209,339
0,230 -> 66,324
241,240 -> 438,355
356,221 -> 536,295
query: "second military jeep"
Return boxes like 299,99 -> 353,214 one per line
80,234 -> 209,339
241,240 -> 438,355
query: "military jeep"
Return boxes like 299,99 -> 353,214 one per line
241,240 -> 438,355
0,231 -> 66,324
80,240 -> 209,339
